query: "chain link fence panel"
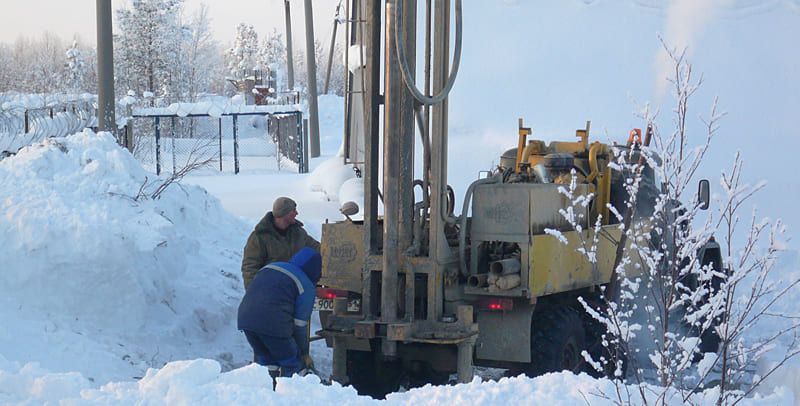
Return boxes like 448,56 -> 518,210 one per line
128,111 -> 305,175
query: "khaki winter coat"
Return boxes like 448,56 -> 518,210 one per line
240,212 -> 320,290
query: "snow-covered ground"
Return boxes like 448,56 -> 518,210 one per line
2,1 -> 799,405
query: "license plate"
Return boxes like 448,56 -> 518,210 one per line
313,297 -> 361,312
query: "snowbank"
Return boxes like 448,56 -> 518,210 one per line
0,130 -> 253,383
0,357 -> 793,405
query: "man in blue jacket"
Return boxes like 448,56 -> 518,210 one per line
238,247 -> 321,387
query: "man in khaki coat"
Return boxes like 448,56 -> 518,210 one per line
241,197 -> 321,290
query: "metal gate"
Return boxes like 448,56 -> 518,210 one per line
128,110 -> 306,175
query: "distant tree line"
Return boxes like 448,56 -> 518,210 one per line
0,33 -> 96,96
0,0 -> 345,106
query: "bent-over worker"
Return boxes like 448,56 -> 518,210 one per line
237,247 -> 321,388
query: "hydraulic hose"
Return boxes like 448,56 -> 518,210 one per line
458,173 -> 502,276
393,0 -> 463,105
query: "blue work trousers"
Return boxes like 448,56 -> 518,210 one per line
243,330 -> 302,375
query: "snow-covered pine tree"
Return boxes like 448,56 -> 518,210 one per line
226,23 -> 260,81
261,28 -> 286,91
115,0 -> 185,105
65,40 -> 86,93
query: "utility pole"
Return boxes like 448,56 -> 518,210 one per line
96,0 -> 116,138
284,0 -> 295,90
304,0 -> 321,157
323,4 -> 342,94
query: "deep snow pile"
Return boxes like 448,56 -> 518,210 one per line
0,356 -> 793,405
0,130 -> 253,384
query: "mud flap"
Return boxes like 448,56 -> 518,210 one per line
474,302 -> 535,363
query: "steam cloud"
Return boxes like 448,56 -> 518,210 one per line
652,0 -> 728,104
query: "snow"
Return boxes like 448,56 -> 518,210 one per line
135,102 -> 304,118
2,1 -> 800,405
0,96 -> 793,406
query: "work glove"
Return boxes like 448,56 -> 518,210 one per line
292,325 -> 311,358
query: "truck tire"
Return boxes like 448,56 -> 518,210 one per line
682,244 -> 726,356
527,306 -> 586,377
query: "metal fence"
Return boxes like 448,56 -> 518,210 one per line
0,100 -> 95,153
128,110 -> 307,175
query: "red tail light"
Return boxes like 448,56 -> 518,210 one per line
316,287 -> 348,299
478,298 -> 513,311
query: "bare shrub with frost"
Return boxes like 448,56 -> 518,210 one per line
550,41 -> 799,406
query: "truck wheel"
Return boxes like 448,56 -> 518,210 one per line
682,248 -> 726,356
527,306 -> 586,377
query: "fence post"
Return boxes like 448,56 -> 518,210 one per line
303,117 -> 309,174
276,114 -> 282,172
24,110 -> 29,134
218,118 -> 223,171
125,105 -> 134,152
155,117 -> 161,175
233,114 -> 240,174
296,112 -> 305,173
171,116 -> 176,174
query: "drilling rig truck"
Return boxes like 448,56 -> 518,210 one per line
313,0 -> 721,397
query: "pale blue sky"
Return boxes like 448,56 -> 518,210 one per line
0,0 -> 341,46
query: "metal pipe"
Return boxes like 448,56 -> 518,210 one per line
489,258 -> 521,275
96,0 -> 116,135
495,273 -> 521,290
421,0 -> 432,247
456,338 -> 476,383
458,173 -> 502,276
171,117 -> 176,173
382,0 -> 416,324
363,0 -> 381,258
394,0 -> 462,105
303,0 -> 321,157
284,0 -> 295,90
427,0 -> 451,321
155,117 -> 161,175
413,110 -> 431,255
466,274 -> 489,288
397,0 -> 416,258
382,0 -> 401,324
342,0 -> 352,162
233,115 -> 239,174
